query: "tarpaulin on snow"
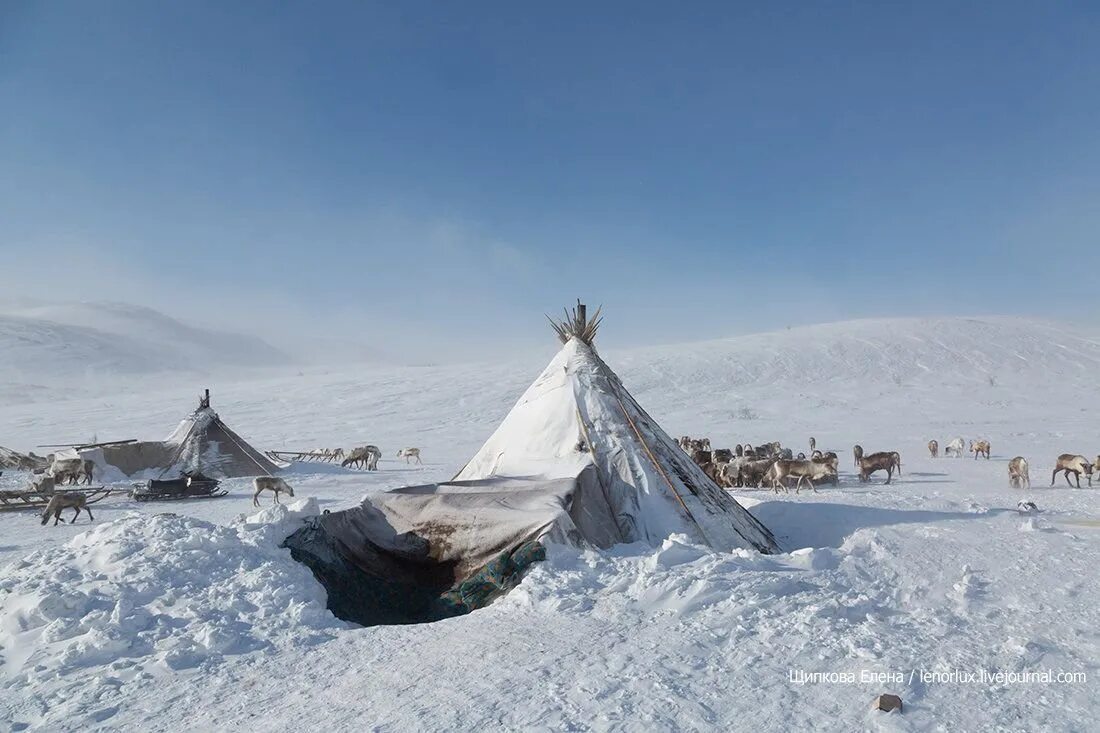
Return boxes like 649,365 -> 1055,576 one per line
283,473 -> 599,626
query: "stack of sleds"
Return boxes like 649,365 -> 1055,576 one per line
0,484 -> 116,512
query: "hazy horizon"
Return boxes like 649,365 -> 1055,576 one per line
3,3 -> 1099,361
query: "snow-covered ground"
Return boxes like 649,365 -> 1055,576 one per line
2,316 -> 1099,731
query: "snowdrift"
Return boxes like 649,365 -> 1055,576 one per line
0,500 -> 339,726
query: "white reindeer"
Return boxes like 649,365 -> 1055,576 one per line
944,437 -> 965,458
252,476 -> 295,506
397,447 -> 422,464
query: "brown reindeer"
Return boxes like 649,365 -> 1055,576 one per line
928,439 -> 939,458
40,493 -> 93,526
690,449 -> 722,484
858,451 -> 901,485
1051,454 -> 1093,488
341,445 -> 381,471
969,440 -> 991,460
713,448 -> 733,464
811,453 -> 840,485
736,458 -> 776,488
1008,457 -> 1030,489
853,444 -> 864,469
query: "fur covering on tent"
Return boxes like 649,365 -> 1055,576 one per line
286,304 -> 778,627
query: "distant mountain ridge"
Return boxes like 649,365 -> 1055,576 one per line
0,301 -> 292,393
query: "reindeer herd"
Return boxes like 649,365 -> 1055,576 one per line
926,436 -> 1100,490
681,433 -> 1100,495
270,445 -> 423,471
678,436 -> 848,494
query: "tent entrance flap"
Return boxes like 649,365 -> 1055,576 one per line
282,476 -> 579,626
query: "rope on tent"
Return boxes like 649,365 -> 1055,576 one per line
609,391 -> 707,540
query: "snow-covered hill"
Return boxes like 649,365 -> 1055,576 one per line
2,315 -> 1097,451
0,301 -> 291,403
2,314 -> 1100,730
617,316 -> 1100,391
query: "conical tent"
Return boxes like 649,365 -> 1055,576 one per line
81,391 -> 282,479
452,335 -> 777,553
285,304 -> 778,627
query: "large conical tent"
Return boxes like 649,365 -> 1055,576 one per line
81,390 -> 282,479
453,303 -> 777,553
285,303 -> 778,627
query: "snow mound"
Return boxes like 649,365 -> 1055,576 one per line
0,508 -> 340,725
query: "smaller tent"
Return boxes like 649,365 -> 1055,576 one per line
82,390 -> 283,479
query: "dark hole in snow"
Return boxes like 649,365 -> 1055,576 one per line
283,517 -> 545,627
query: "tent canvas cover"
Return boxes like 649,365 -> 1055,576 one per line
79,391 -> 282,480
286,304 -> 778,626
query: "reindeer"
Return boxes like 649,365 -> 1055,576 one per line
717,460 -> 739,489
811,452 -> 840,485
397,447 -> 422,464
736,457 -> 777,488
1051,454 -> 1093,489
858,451 -> 901,485
342,445 -> 381,471
48,457 -> 85,485
40,493 -> 93,526
928,439 -> 939,458
767,458 -> 836,494
969,439 -> 991,460
332,448 -> 345,461
78,459 -> 94,485
853,444 -> 864,469
31,475 -> 56,494
690,449 -> 712,468
1008,457 -> 1030,489
252,476 -> 295,506
945,437 -> 965,458
809,436 -> 816,452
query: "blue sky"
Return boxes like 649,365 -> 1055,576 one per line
2,2 -> 1098,358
